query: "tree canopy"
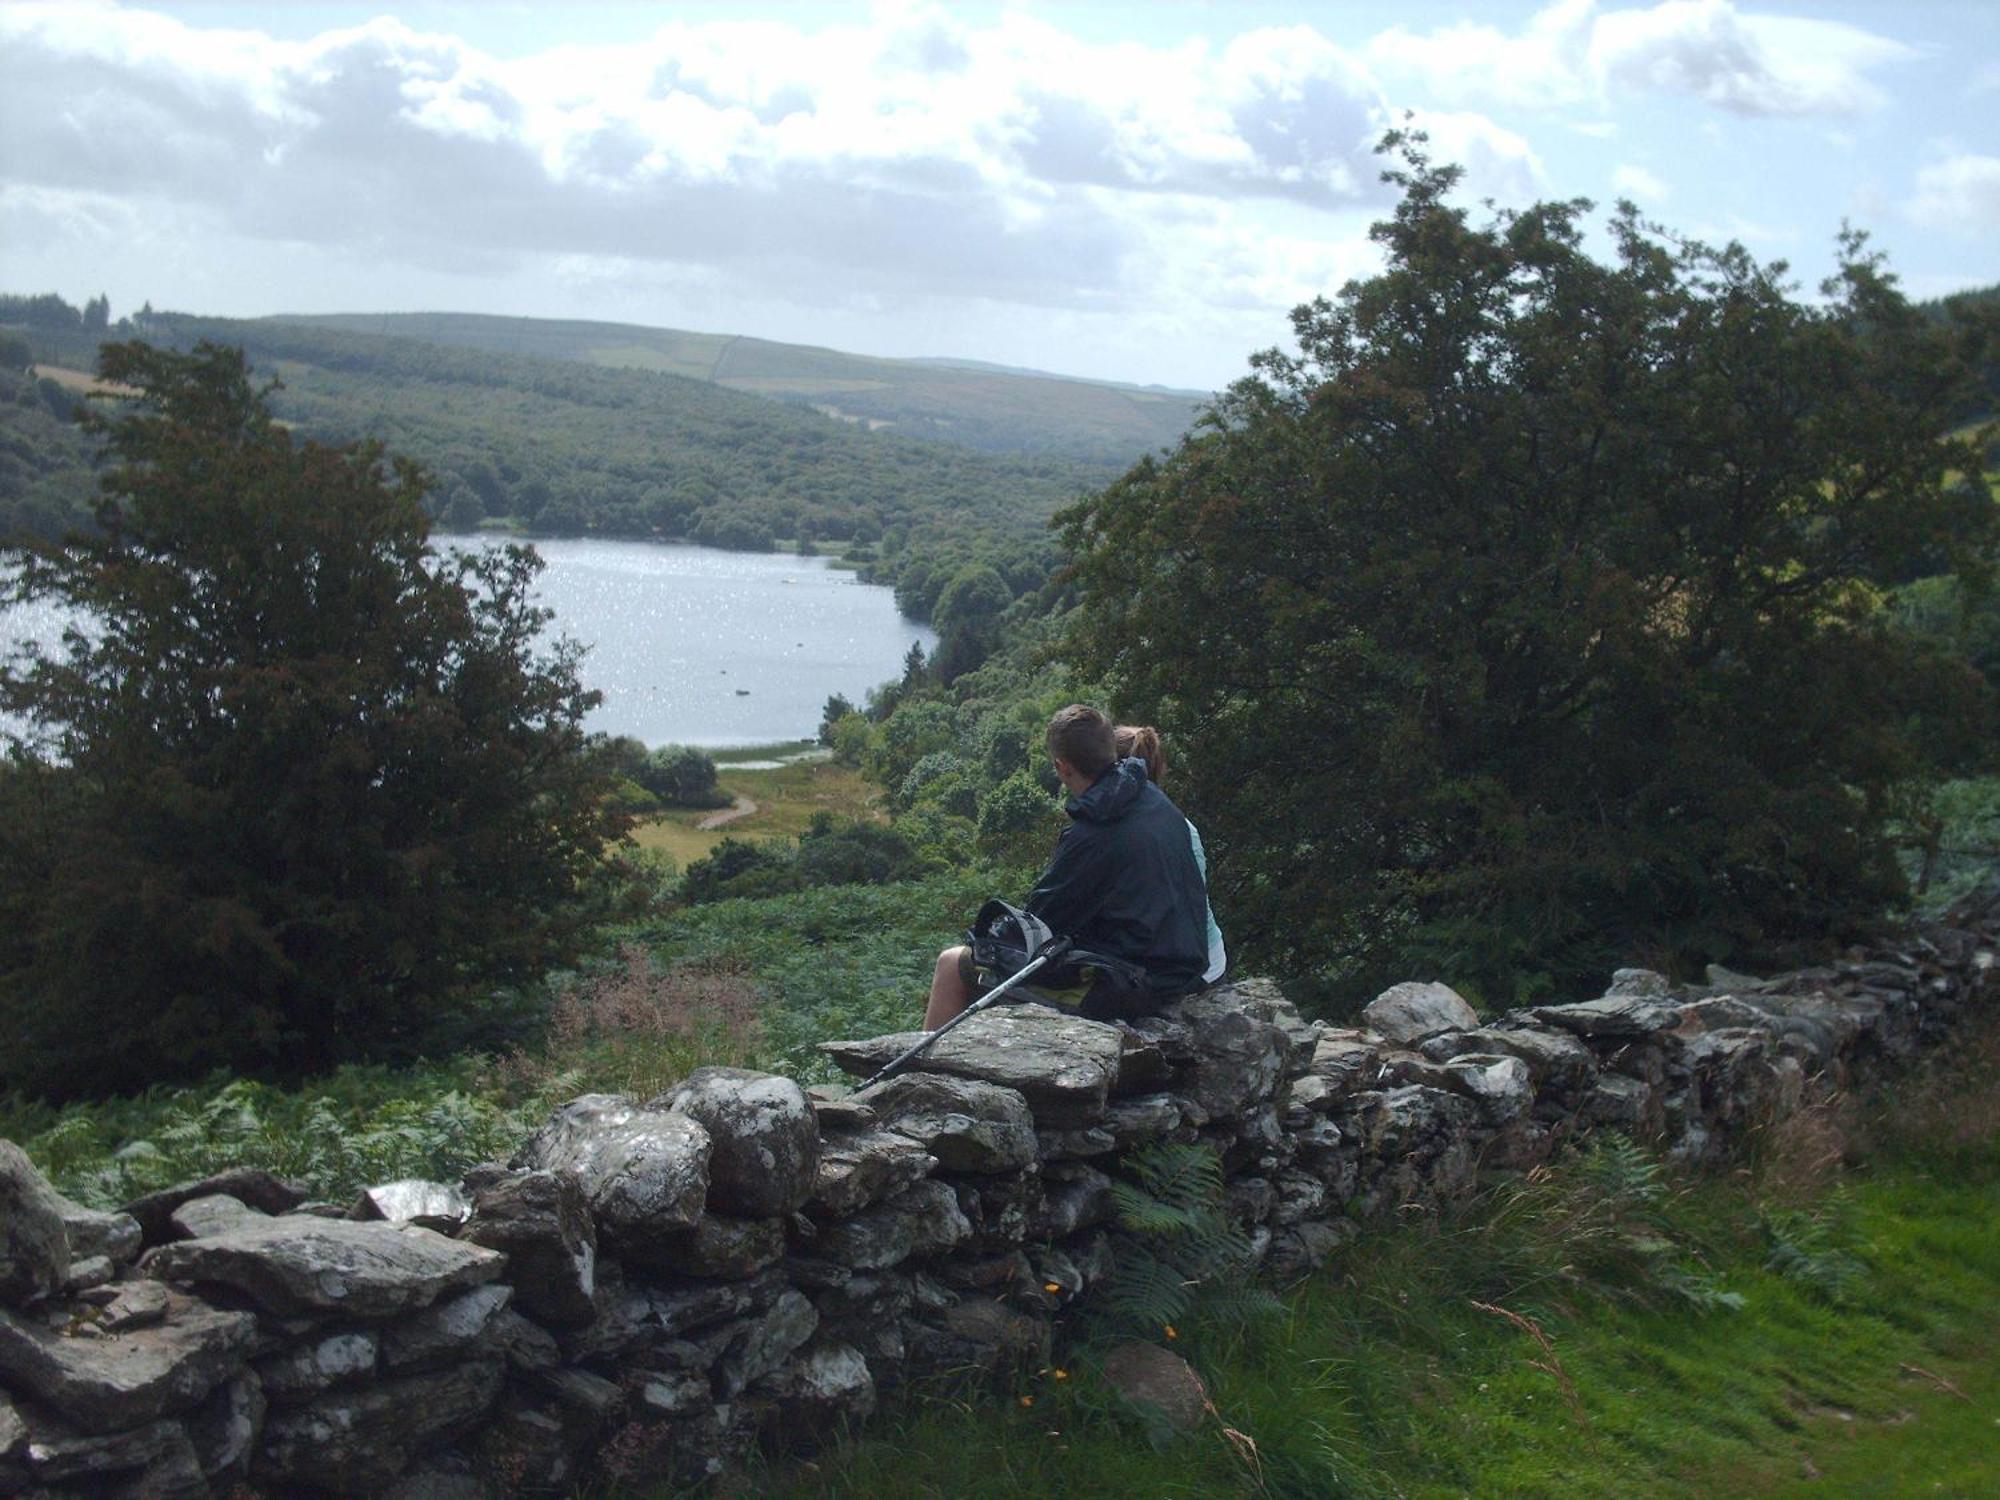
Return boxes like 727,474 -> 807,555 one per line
1059,138 -> 1998,1010
0,341 -> 628,1096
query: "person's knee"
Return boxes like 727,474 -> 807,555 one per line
935,944 -> 967,977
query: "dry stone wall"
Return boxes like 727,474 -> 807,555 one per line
2,888 -> 1995,1497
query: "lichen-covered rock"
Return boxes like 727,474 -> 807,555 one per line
810,1128 -> 935,1218
1028,1166 -> 1115,1239
381,1283 -> 512,1371
515,1094 -> 712,1241
0,1290 -> 255,1433
859,1073 -> 1038,1174
254,1357 -> 504,1494
1433,1026 -> 1597,1096
821,1007 -> 1124,1118
143,1217 -> 505,1319
1203,978 -> 1317,1073
12,1406 -> 200,1492
186,1368 -> 265,1486
123,1170 -> 310,1246
905,1297 -> 1050,1377
255,1329 -> 379,1402
45,1190 -> 142,1270
353,1179 -> 473,1233
652,1068 -> 821,1218
755,1336 -> 878,1424
0,1140 -> 69,1307
1098,1339 -> 1210,1432
459,1165 -> 597,1329
717,1290 -> 819,1396
170,1192 -> 265,1241
1363,982 -> 1479,1043
656,1214 -> 788,1280
1527,995 -> 1678,1038
1157,987 -> 1293,1117
818,1181 -> 971,1270
1389,1053 -> 1533,1124
1102,1093 -> 1186,1145
1586,1073 -> 1656,1129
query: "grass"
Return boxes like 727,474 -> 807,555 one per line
625,749 -> 880,868
706,1004 -> 2000,1500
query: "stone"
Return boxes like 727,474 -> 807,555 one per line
717,1290 -> 819,1396
254,1357 -> 504,1494
1264,1219 -> 1353,1281
169,1193 -> 264,1241
859,1073 -> 1038,1174
1037,1124 -> 1118,1159
0,1290 -> 255,1434
1363,981 -> 1479,1043
1440,1026 -> 1597,1095
472,1398 -> 575,1496
0,1140 -> 69,1307
123,1170 -> 309,1245
353,1179 -> 474,1233
514,1094 -> 712,1240
818,1180 -> 971,1270
821,1007 -> 1124,1116
458,1166 -> 598,1329
143,1216 -> 505,1319
48,1192 -> 142,1269
1527,996 -> 1678,1038
0,1395 -> 22,1460
810,1129 -> 934,1217
1028,1166 -> 1115,1239
756,1337 -> 878,1424
1608,967 -> 1673,997
387,1454 -> 492,1500
652,1067 -> 822,1218
254,1329 -> 378,1401
809,1093 -> 877,1129
1206,978 -> 1318,1071
1271,1171 -> 1328,1225
487,1307 -> 561,1374
1307,1030 -> 1384,1096
381,1283 -> 512,1371
61,1255 -> 114,1294
1157,986 -> 1294,1117
1392,1053 -> 1533,1124
637,1371 -> 710,1418
1103,1093 -> 1185,1145
658,1215 -> 788,1280
96,1282 -> 169,1337
1099,1339 -> 1210,1432
908,1297 -> 1050,1376
16,1407 -> 191,1488
185,1369 -> 264,1485
1586,1073 -> 1655,1129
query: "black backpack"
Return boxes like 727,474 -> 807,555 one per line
965,898 -> 1147,994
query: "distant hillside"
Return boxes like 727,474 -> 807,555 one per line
278,312 -> 1209,466
0,303 -> 1098,603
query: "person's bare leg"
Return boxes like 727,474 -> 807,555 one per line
925,945 -> 974,1030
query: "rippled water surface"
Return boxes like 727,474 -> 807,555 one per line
4,539 -> 931,748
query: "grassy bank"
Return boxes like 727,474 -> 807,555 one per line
715,1010 -> 2000,1500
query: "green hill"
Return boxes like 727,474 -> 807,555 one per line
0,303 -> 1104,597
277,311 -> 1209,465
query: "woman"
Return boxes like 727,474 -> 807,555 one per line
1115,724 -> 1227,986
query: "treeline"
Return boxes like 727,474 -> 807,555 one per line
0,295 -> 1091,641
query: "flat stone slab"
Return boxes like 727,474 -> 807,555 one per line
0,1139 -> 70,1306
857,1073 -> 1038,1174
1364,982 -> 1479,1043
123,1170 -> 309,1245
820,1007 -> 1124,1113
1526,996 -> 1678,1037
143,1216 -> 504,1319
0,1290 -> 255,1434
353,1179 -> 473,1232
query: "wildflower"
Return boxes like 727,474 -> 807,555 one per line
1019,1396 -> 1035,1408
1052,1368 -> 1069,1381
1163,1324 -> 1178,1341
1044,1281 -> 1062,1294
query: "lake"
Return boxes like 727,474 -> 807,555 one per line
2,538 -> 932,748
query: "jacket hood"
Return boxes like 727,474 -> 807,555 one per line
1067,757 -> 1149,825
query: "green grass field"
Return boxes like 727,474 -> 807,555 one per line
624,746 -> 880,868
706,1010 -> 2000,1500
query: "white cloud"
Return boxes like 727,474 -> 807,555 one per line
1906,153 -> 2000,234
1371,0 -> 1914,118
1611,163 -> 1670,201
0,2 -> 1421,321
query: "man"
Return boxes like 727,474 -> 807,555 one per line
923,704 -> 1211,1027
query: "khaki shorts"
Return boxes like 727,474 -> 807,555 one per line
956,948 -> 1157,1022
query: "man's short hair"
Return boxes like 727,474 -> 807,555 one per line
1046,704 -> 1117,777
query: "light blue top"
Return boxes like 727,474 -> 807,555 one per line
1187,820 -> 1227,984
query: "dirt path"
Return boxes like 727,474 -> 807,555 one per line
696,795 -> 759,830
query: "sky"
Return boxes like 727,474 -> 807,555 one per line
0,0 -> 1994,391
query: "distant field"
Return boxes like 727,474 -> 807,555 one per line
626,751 -> 878,868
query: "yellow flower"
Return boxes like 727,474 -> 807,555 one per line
1163,1324 -> 1179,1341
1019,1395 -> 1035,1408
1043,1281 -> 1063,1294
1052,1368 -> 1069,1381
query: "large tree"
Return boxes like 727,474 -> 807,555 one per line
0,341 -> 628,1096
1059,139 -> 1997,1011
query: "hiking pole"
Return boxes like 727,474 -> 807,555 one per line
856,937 -> 1072,1093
